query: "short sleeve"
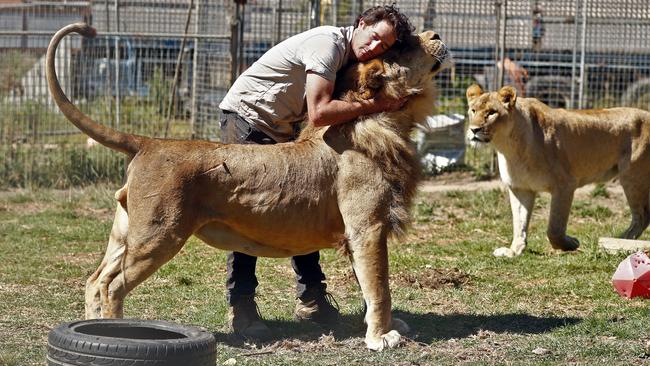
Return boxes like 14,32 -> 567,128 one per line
299,34 -> 345,82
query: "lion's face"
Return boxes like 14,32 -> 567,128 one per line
383,31 -> 450,92
333,30 -> 449,110
465,84 -> 518,145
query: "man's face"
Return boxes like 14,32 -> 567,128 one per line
351,19 -> 397,62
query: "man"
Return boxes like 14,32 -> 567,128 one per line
218,4 -> 414,339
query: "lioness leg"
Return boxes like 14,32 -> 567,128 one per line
88,202 -> 194,318
85,203 -> 129,319
619,176 -> 650,239
347,223 -> 405,351
494,188 -> 536,257
547,189 -> 580,251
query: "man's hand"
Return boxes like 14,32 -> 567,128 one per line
372,93 -> 407,113
306,72 -> 407,127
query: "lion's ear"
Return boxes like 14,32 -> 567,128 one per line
498,85 -> 517,109
419,30 -> 440,42
466,84 -> 483,103
358,58 -> 385,90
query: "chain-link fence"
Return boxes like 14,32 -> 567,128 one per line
1,0 -> 649,187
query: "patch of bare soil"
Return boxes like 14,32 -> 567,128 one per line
0,201 -> 52,215
394,267 -> 470,290
419,173 -> 502,193
54,252 -> 101,266
419,176 -> 629,221
73,206 -> 114,221
435,331 -> 515,364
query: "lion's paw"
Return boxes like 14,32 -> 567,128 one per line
493,247 -> 516,257
391,318 -> 410,334
366,330 -> 402,351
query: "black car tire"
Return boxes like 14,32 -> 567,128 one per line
47,319 -> 216,366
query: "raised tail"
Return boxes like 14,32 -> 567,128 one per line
46,22 -> 143,156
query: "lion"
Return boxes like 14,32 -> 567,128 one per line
46,23 -> 449,351
465,84 -> 650,258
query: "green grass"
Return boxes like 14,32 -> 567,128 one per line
0,182 -> 649,365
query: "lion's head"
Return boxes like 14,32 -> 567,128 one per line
465,84 -> 518,145
379,30 -> 450,99
336,30 -> 450,103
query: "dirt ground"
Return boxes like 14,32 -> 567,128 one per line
419,172 -> 625,200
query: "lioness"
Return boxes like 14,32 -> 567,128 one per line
46,23 -> 449,350
466,84 -> 650,258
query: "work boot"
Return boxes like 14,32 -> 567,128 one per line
294,288 -> 341,325
227,295 -> 272,340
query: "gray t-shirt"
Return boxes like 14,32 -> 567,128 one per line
219,26 -> 354,142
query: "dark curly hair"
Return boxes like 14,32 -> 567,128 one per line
354,4 -> 415,45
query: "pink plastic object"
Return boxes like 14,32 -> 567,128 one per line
611,251 -> 650,299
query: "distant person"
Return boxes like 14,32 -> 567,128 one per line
499,57 -> 528,96
532,6 -> 545,51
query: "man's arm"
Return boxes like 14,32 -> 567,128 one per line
306,72 -> 405,127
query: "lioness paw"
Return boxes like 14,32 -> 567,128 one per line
366,330 -> 402,351
550,235 -> 580,251
493,247 -> 517,257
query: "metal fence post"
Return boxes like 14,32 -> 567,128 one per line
491,0 -> 507,176
230,0 -> 246,85
310,0 -> 321,28
353,0 -> 363,22
275,0 -> 283,45
104,0 -> 114,127
578,0 -> 588,109
569,0 -> 581,109
190,0 -> 200,139
164,0 -> 194,138
21,5 -> 27,50
114,0 -> 121,129
494,0 -> 507,90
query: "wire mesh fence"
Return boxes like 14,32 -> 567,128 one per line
1,0 -> 649,188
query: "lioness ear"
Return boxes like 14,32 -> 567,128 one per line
466,84 -> 483,103
498,86 -> 517,109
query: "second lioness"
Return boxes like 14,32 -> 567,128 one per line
466,84 -> 650,257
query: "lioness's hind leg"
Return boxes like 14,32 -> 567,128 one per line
89,199 -> 194,318
619,176 -> 650,239
101,225 -> 193,318
86,203 -> 129,319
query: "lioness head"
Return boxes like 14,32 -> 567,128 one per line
465,84 -> 517,145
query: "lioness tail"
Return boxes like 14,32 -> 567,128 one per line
46,23 -> 143,156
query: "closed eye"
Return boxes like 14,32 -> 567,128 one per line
373,32 -> 389,51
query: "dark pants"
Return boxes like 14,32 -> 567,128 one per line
220,111 -> 326,305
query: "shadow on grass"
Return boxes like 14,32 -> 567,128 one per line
396,311 -> 582,343
212,310 -> 581,347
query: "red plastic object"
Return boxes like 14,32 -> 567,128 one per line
611,251 -> 650,299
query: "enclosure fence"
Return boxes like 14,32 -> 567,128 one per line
1,0 -> 649,188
